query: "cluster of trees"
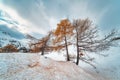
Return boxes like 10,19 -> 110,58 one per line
30,18 -> 120,66
0,40 -> 29,53
1,18 -> 119,67
0,44 -> 30,53
0,44 -> 18,53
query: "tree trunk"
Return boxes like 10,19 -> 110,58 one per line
41,32 -> 51,55
41,47 -> 45,55
64,36 -> 70,61
76,30 -> 79,65
41,42 -> 47,55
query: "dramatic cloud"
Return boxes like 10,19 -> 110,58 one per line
0,0 -> 120,75
0,0 -> 120,34
0,0 -> 50,35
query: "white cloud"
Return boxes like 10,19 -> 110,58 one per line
0,2 -> 49,35
0,0 -> 109,35
49,17 -> 59,30
0,3 -> 32,33
0,3 -> 29,26
67,0 -> 109,25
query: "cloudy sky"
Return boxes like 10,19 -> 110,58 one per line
0,0 -> 120,35
0,0 -> 120,77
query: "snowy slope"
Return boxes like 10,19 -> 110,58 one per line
93,47 -> 120,80
0,53 -> 108,80
0,10 -> 38,48
0,25 -> 25,39
0,24 -> 29,48
44,47 -> 120,80
0,10 -> 27,34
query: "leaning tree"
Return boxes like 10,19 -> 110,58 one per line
30,31 -> 52,54
72,18 -> 120,66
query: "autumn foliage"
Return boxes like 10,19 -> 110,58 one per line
2,44 -> 18,53
54,19 -> 73,43
7,17 -> 118,68
30,31 -> 52,54
53,19 -> 74,61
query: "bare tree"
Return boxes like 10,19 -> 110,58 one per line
73,18 -> 120,65
30,31 -> 52,54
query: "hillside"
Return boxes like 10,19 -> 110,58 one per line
0,10 -> 38,48
0,53 -> 109,80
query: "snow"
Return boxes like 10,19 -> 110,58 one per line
0,12 -> 27,48
44,52 -> 66,61
0,25 -> 25,39
94,47 -> 120,80
0,53 -> 107,80
0,9 -> 39,48
0,9 -> 119,80
43,47 -> 120,80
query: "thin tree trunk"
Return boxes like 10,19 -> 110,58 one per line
65,36 -> 70,61
41,47 -> 45,55
41,42 -> 47,55
76,30 -> 79,65
41,32 -> 51,55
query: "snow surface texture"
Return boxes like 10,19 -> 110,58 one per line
44,49 -> 120,80
0,53 -> 108,80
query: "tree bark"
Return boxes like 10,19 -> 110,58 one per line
64,35 -> 70,61
41,41 -> 47,55
76,31 -> 79,65
41,47 -> 45,55
41,32 -> 51,55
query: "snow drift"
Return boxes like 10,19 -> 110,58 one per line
0,53 -> 108,80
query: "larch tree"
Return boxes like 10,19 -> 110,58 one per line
2,44 -> 18,53
72,18 -> 120,66
40,31 -> 52,55
53,19 -> 74,61
30,31 -> 52,54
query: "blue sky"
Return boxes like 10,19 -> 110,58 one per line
0,0 -> 120,35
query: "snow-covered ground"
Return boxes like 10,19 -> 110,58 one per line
45,47 -> 120,80
0,53 -> 109,80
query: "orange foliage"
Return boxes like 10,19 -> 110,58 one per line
30,31 -> 52,53
54,19 -> 73,36
2,44 -> 18,53
30,46 -> 41,53
0,48 -> 2,53
54,19 -> 74,44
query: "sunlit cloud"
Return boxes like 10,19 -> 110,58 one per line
0,3 -> 29,25
0,3 -> 32,33
1,0 -> 119,36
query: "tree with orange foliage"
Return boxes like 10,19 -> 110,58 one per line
54,19 -> 73,61
0,48 -> 2,53
2,44 -> 18,53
